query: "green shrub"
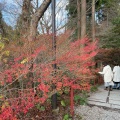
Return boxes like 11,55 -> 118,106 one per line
36,103 -> 45,111
63,114 -> 72,120
90,85 -> 98,92
74,91 -> 88,105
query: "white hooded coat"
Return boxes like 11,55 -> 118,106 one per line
99,65 -> 113,82
113,66 -> 120,82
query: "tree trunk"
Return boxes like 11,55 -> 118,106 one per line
28,0 -> 51,41
0,11 -> 6,36
92,0 -> 95,42
77,0 -> 81,39
92,0 -> 95,68
81,0 -> 86,39
21,0 -> 32,35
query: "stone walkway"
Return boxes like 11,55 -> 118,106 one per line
88,85 -> 120,109
75,105 -> 120,120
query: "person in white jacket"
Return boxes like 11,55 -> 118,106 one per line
99,63 -> 113,91
113,64 -> 120,89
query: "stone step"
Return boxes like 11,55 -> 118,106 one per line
88,99 -> 120,109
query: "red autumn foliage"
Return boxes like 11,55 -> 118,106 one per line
0,31 -> 98,119
0,106 -> 17,120
38,83 -> 50,93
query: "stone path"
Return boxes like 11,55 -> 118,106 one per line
75,105 -> 120,120
74,85 -> 120,120
88,85 -> 120,109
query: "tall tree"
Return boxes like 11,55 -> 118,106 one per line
66,0 -> 77,30
0,11 -> 5,35
21,0 -> 32,35
28,0 -> 51,40
77,0 -> 81,39
96,0 -> 120,48
17,0 -> 52,40
81,0 -> 86,39
67,0 -> 87,39
92,0 -> 95,42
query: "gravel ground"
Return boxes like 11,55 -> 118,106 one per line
74,105 -> 120,120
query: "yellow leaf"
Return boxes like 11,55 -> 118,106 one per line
21,58 -> 28,64
0,95 -> 3,99
1,102 -> 9,110
1,105 -> 5,110
4,51 -> 10,56
0,42 -> 4,50
4,102 -> 9,106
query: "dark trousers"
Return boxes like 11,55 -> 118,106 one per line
113,82 -> 120,89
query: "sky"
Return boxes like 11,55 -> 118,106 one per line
0,0 -> 21,27
0,0 -> 68,34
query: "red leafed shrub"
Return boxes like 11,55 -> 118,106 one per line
0,32 -> 98,119
0,107 -> 17,120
